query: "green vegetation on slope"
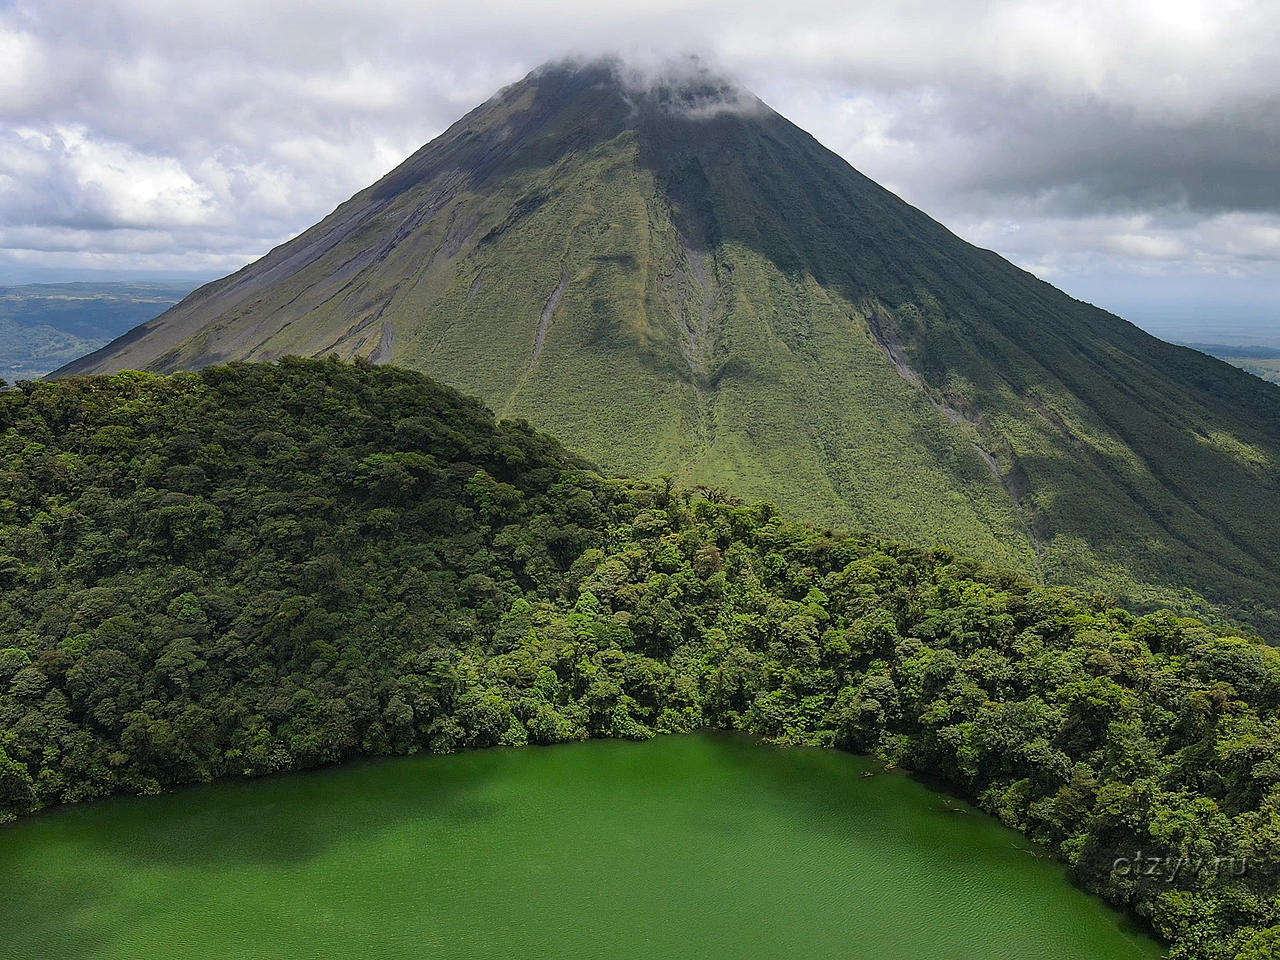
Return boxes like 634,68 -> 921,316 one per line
0,282 -> 190,380
52,62 -> 1280,638
2,358 -> 1279,958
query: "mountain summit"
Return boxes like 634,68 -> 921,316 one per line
55,58 -> 1280,633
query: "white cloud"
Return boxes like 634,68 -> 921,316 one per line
1104,233 -> 1188,261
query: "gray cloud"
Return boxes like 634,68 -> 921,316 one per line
1,0 -> 1278,336
891,90 -> 1280,216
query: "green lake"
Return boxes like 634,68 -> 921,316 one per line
1,733 -> 1162,959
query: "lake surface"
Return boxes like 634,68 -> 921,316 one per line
1,733 -> 1161,960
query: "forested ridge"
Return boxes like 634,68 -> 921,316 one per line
2,358 -> 1279,958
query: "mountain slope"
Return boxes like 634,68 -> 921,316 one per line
55,60 -> 1280,635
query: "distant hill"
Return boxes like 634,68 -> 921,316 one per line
0,282 -> 191,380
53,59 -> 1280,636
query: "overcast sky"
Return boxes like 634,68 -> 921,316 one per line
2,0 -> 1278,340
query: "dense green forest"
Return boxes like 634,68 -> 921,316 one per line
2,359 -> 1279,959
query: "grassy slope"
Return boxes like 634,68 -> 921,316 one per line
49,63 -> 1280,636
636,101 -> 1280,633
386,135 -> 1031,568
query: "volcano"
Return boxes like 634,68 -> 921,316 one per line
55,58 -> 1280,635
